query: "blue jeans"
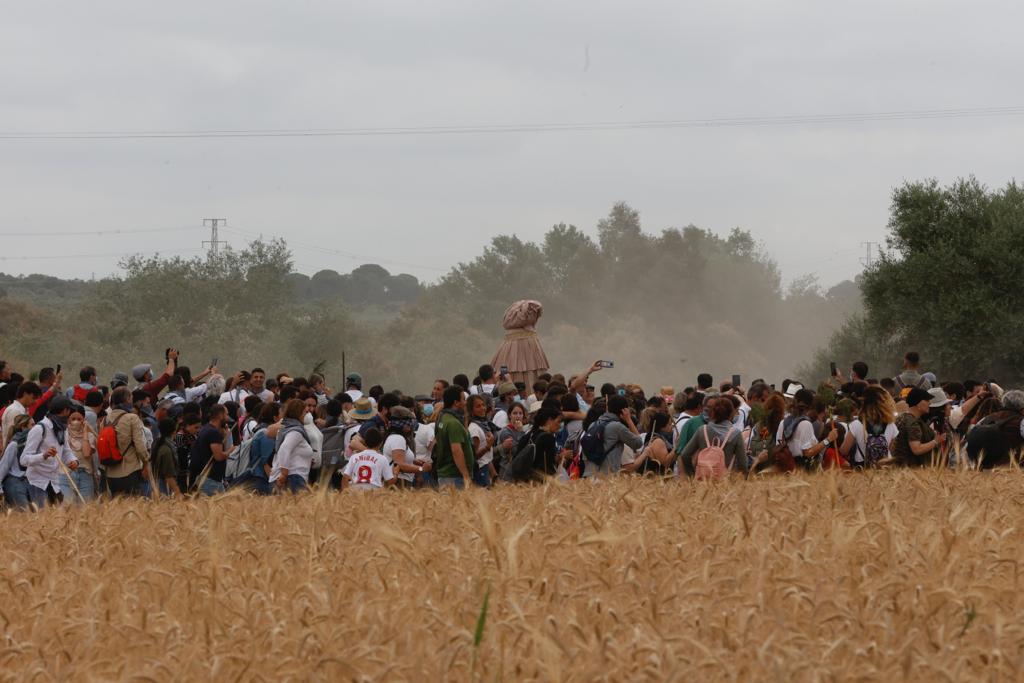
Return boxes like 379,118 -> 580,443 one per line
141,479 -> 174,498
200,478 -> 225,497
473,465 -> 491,488
275,474 -> 308,494
233,473 -> 272,495
3,475 -> 30,510
59,468 -> 96,503
436,477 -> 465,490
28,484 -> 56,509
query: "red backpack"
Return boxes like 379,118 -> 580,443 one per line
694,425 -> 733,481
97,414 -> 127,467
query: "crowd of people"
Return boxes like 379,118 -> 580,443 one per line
0,349 -> 1021,510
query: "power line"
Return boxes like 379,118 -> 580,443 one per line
0,221 -> 448,275
220,226 -> 448,273
2,105 -> 1023,141
0,225 -> 202,237
0,248 -> 203,262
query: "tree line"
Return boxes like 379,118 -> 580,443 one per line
6,180 -> 1013,390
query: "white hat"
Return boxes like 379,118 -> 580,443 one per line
928,387 -> 950,409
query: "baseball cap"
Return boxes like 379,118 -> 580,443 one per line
906,388 -> 932,408
498,382 -> 517,397
132,364 -> 152,382
346,372 -> 363,387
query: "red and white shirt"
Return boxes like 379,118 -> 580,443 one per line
343,449 -> 394,490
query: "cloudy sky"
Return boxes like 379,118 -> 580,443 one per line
2,0 -> 1022,287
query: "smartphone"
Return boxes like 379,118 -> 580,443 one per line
830,361 -> 838,377
598,360 -> 614,369
56,363 -> 62,374
500,365 -> 508,376
731,374 -> 741,387
211,357 -> 218,369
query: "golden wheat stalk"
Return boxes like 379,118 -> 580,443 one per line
53,454 -> 85,505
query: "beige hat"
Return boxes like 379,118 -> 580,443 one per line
348,397 -> 378,421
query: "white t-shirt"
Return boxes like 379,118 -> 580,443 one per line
343,450 -> 393,490
242,418 -> 260,442
468,422 -> 493,467
383,433 -> 415,483
734,401 -> 751,431
470,383 -> 496,397
1,400 -> 27,451
414,423 -> 435,464
253,389 -> 274,403
847,419 -> 899,464
775,419 -> 818,457
218,387 -> 250,405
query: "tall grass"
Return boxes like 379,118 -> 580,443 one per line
2,471 -> 1023,680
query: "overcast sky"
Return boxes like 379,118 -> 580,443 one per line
2,1 -> 1022,288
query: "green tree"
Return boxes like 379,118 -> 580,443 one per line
811,177 -> 1024,383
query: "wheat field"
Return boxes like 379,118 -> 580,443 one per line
3,471 -> 1023,682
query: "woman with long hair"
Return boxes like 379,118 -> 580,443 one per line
269,399 -> 315,494
466,394 -> 496,487
622,409 -> 675,476
496,402 -> 528,474
750,393 -> 786,472
843,385 -> 898,468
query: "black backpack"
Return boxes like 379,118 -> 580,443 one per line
966,412 -> 1023,469
580,416 -> 616,465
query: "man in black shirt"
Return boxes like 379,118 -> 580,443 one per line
189,405 -> 231,496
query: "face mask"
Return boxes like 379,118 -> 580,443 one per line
421,404 -> 434,418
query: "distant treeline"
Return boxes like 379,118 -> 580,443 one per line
0,202 -> 862,391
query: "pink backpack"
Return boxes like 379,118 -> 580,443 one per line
694,425 -> 733,481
